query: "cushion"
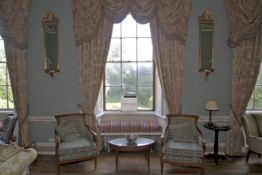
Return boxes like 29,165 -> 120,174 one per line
56,121 -> 81,142
243,114 -> 259,137
0,144 -> 21,162
59,137 -> 97,161
163,140 -> 203,158
255,114 -> 262,136
69,120 -> 93,139
165,124 -> 198,143
100,119 -> 161,133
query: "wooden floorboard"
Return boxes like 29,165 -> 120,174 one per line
30,151 -> 262,174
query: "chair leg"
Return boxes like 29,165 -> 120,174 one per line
56,163 -> 60,175
160,157 -> 164,175
200,167 -> 205,175
200,158 -> 205,175
246,150 -> 251,163
94,157 -> 97,170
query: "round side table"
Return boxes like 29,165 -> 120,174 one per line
204,122 -> 231,165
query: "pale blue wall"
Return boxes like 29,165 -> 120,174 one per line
27,0 -> 231,144
182,0 -> 232,116
27,0 -> 80,116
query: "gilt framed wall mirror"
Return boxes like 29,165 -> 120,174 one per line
42,11 -> 60,77
199,9 -> 214,80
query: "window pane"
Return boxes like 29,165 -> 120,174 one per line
137,87 -> 153,110
123,86 -> 136,97
122,15 -> 136,37
138,38 -> 153,61
107,39 -> 120,61
0,85 -> 7,109
105,63 -> 121,86
247,92 -> 254,110
122,63 -> 136,86
256,64 -> 262,85
138,63 -> 153,86
105,87 -> 122,110
0,39 -> 6,62
137,23 -> 151,37
254,86 -> 262,109
112,23 -> 120,38
122,38 -> 136,61
7,72 -> 11,86
0,63 -> 6,86
8,86 -> 14,109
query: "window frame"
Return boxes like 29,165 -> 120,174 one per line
0,36 -> 14,110
103,16 -> 155,112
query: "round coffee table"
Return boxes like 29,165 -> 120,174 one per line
108,137 -> 155,173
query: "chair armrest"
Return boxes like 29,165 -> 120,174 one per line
88,127 -> 98,142
247,136 -> 262,154
55,134 -> 60,157
196,127 -> 206,152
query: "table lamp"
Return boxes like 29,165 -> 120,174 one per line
205,100 -> 218,126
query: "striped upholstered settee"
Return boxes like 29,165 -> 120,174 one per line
99,117 -> 163,150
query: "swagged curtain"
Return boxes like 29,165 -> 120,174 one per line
0,0 -> 30,146
225,0 -> 262,156
72,0 -> 191,146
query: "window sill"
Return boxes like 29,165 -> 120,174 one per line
96,111 -> 164,119
0,110 -> 15,118
245,110 -> 262,114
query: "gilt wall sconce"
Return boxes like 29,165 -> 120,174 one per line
42,11 -> 60,77
199,9 -> 215,80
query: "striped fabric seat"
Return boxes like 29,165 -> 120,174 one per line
60,137 -> 97,161
100,119 -> 161,133
163,140 -> 203,158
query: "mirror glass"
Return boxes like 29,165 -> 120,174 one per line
42,11 -> 59,77
199,9 -> 214,80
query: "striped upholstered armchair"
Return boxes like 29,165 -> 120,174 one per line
55,113 -> 98,174
160,114 -> 205,175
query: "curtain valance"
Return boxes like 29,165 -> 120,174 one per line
226,0 -> 262,48
72,0 -> 190,46
0,0 -> 30,48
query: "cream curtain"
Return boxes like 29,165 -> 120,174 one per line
0,0 -> 30,146
225,0 -> 262,156
72,0 -> 191,148
150,0 -> 191,114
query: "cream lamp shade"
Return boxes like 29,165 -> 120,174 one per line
205,100 -> 218,111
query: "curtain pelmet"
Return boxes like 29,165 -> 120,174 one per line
73,0 -> 190,45
226,0 -> 262,47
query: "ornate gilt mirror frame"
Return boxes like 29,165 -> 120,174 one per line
199,9 -> 214,80
42,11 -> 60,77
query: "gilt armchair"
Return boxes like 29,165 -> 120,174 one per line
241,113 -> 262,162
55,113 -> 98,174
161,114 -> 205,175
0,114 -> 17,144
